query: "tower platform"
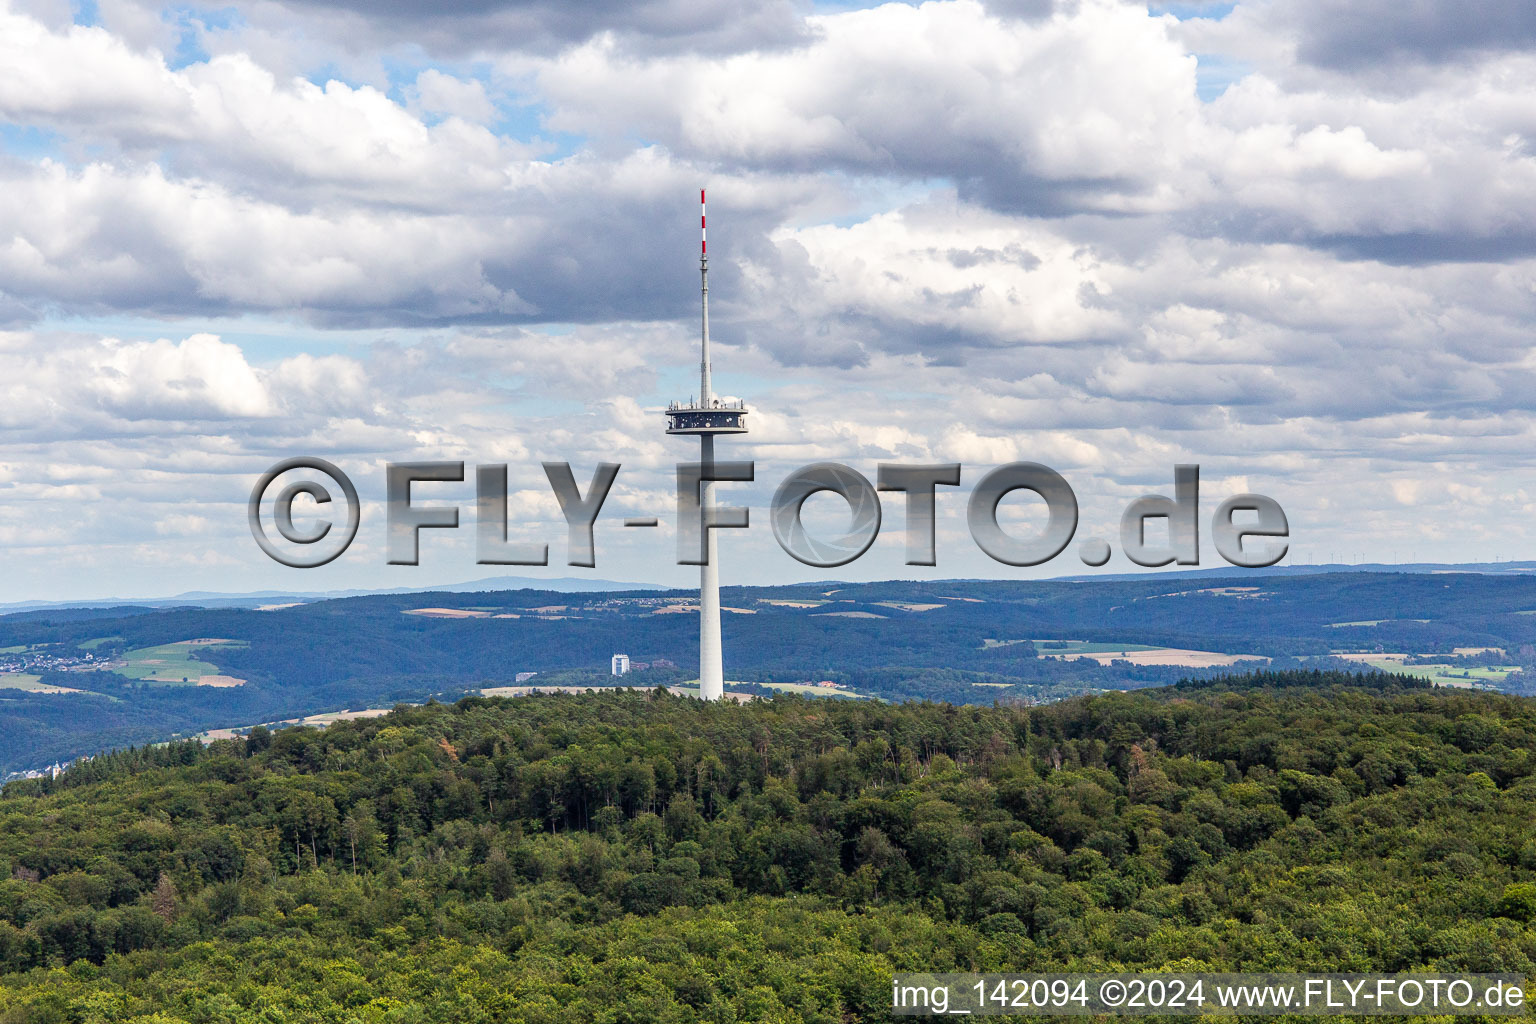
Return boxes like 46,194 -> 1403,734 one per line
665,399 -> 748,435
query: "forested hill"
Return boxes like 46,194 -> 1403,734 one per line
1,672 -> 1534,1021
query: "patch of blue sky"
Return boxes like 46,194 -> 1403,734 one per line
0,123 -> 64,161
782,173 -> 953,231
492,102 -> 586,160
1193,52 -> 1250,101
1150,2 -> 1236,20
377,49 -> 440,105
302,61 -> 363,91
38,312 -> 384,362
810,0 -> 907,12
303,53 -> 588,159
71,0 -> 99,26
163,6 -> 245,70
168,26 -> 209,69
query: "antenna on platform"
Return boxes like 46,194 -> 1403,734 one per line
700,188 -> 711,405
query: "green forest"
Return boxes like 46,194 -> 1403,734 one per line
0,670 -> 1533,1021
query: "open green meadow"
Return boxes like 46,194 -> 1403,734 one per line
78,636 -> 122,650
112,641 -> 247,684
1350,659 -> 1518,689
1029,640 -> 1162,654
0,673 -> 43,690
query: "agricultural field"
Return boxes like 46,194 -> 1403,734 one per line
663,685 -> 757,703
76,637 -> 121,650
1143,586 -> 1264,600
652,605 -> 754,615
1035,641 -> 1268,667
1333,653 -> 1515,689
0,673 -> 80,694
478,685 -> 634,698
192,708 -> 394,742
757,681 -> 869,699
1032,640 -> 1162,655
1327,618 -> 1429,627
107,639 -> 248,685
286,708 -> 393,727
402,607 -> 494,618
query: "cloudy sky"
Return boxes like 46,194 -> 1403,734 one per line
0,0 -> 1533,600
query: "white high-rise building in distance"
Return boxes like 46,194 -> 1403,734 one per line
611,654 -> 630,676
665,190 -> 748,701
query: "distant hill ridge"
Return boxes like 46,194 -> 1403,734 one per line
4,561 -> 1535,615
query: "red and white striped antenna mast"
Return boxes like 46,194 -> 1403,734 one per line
699,188 -> 711,405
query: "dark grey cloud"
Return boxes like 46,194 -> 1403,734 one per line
0,157 -> 813,330
1280,0 -> 1536,69
306,183 -> 804,328
960,172 -> 1153,218
277,0 -> 812,55
1311,231 -> 1536,265
1160,213 -> 1536,267
978,0 -> 1059,21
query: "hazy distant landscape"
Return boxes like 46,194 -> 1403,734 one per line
4,568 -> 1536,777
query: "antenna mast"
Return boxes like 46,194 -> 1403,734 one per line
700,188 -> 712,404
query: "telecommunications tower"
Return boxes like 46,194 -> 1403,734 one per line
665,190 -> 747,701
